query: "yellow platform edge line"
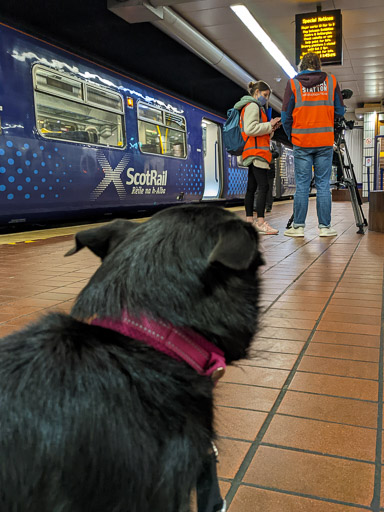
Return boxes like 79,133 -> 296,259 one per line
0,206 -> 249,245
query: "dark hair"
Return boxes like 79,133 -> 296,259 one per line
248,80 -> 271,96
299,52 -> 321,71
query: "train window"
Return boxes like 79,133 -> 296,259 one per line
137,101 -> 187,158
34,68 -> 83,101
33,66 -> 126,148
87,86 -> 124,113
138,104 -> 163,124
164,112 -> 186,131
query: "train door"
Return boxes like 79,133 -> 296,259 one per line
202,119 -> 223,199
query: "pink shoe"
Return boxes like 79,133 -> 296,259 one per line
255,221 -> 279,235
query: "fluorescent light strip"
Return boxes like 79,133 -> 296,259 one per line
231,4 -> 297,79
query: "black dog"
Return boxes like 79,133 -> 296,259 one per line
0,205 -> 263,512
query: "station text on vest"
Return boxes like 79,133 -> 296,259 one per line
301,81 -> 327,94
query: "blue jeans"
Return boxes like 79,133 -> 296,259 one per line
292,146 -> 334,228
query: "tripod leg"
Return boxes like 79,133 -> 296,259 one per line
286,213 -> 294,229
335,137 -> 367,233
348,186 -> 365,234
286,178 -> 314,229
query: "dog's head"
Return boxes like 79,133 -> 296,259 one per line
67,205 -> 263,362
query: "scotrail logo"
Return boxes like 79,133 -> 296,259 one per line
90,152 -> 130,201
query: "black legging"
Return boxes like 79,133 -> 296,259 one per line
245,163 -> 269,217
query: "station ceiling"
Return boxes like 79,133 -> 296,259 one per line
1,0 -> 383,119
171,0 -> 384,113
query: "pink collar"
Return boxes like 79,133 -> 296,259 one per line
90,312 -> 226,380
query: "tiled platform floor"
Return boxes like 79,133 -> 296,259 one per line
0,199 -> 383,511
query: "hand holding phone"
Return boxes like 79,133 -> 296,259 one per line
271,117 -> 281,128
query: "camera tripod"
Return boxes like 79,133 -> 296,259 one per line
286,122 -> 368,234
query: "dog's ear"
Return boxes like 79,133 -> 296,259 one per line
65,219 -> 136,259
208,220 -> 259,270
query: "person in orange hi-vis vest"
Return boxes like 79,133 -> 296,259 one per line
233,81 -> 281,235
281,52 -> 345,238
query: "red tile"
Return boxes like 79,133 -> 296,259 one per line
278,391 -> 378,428
276,296 -> 327,304
262,317 -> 317,330
218,480 -> 231,499
326,305 -> 381,317
289,372 -> 378,401
229,486 -> 367,512
312,331 -> 380,347
317,321 -> 380,336
244,446 -> 375,506
0,295 -> 19,305
268,309 -> 320,320
322,312 -> 381,326
298,356 -> 378,380
251,339 -> 305,355
284,290 -> 331,297
333,292 -> 382,302
306,343 -> 379,362
214,383 -> 279,412
256,327 -> 311,342
270,302 -> 324,313
6,298 -> 67,308
0,289 -> 31,298
329,298 -> 381,309
295,279 -> 338,284
336,286 -> 382,295
216,438 -> 251,479
263,415 -> 376,461
0,324 -> 18,336
214,407 -> 267,441
289,285 -> 335,291
223,365 -> 289,389
241,352 -> 298,370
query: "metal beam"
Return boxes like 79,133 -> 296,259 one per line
108,1 -> 283,111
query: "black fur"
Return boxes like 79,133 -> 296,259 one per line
0,205 -> 263,512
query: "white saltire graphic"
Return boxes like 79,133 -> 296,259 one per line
90,152 -> 130,201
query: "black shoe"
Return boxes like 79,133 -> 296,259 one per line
265,206 -> 272,213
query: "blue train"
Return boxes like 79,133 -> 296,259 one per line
0,22 -> 253,226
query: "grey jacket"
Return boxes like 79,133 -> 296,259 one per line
234,95 -> 273,169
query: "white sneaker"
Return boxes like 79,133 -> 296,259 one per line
284,226 -> 304,237
319,227 -> 337,237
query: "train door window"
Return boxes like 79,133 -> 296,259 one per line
202,119 -> 222,199
33,65 -> 126,148
137,101 -> 187,158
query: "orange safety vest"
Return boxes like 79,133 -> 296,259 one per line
290,74 -> 337,148
240,103 -> 272,164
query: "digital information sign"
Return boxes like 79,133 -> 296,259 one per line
296,9 -> 342,66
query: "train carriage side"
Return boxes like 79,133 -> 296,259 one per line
0,22 -> 248,226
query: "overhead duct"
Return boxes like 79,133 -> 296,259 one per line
108,1 -> 283,112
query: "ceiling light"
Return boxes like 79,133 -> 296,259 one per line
231,4 -> 297,79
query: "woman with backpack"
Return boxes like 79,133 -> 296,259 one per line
234,81 -> 281,234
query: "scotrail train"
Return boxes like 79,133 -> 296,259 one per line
0,22 -> 294,226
